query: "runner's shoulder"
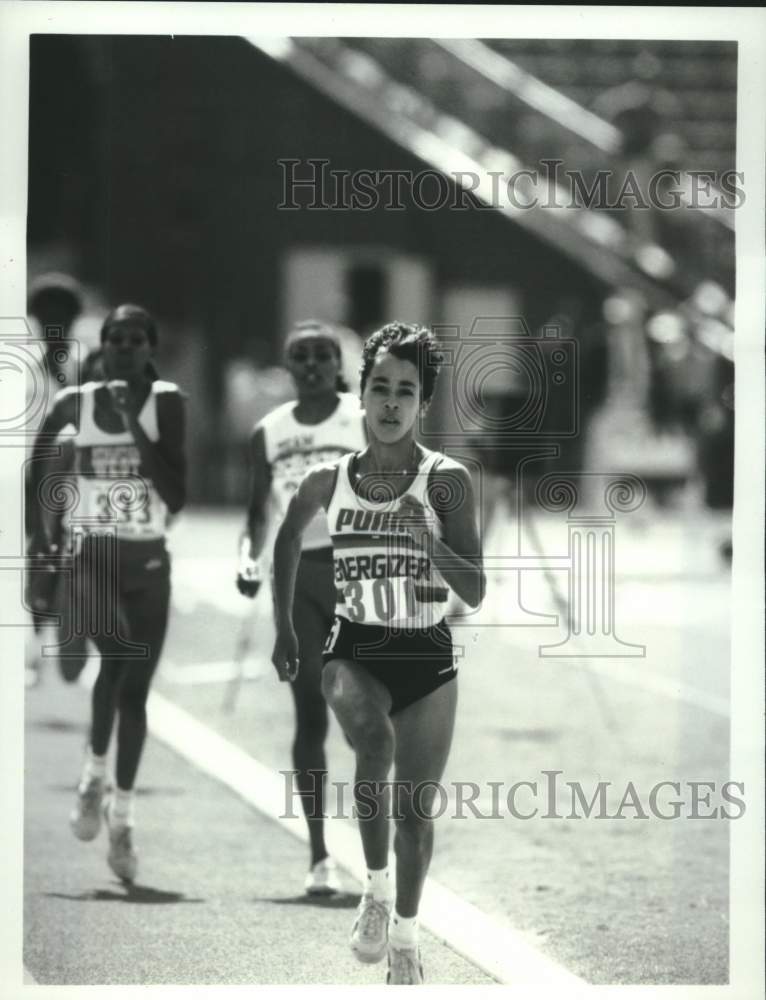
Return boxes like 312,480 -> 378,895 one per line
48,384 -> 83,424
302,456 -> 344,507
152,379 -> 185,398
254,398 -> 297,434
428,450 -> 471,481
426,451 -> 474,510
153,380 -> 187,413
432,451 -> 466,472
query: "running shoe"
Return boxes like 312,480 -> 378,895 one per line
104,802 -> 138,883
351,894 -> 391,963
69,776 -> 105,841
387,943 -> 424,985
304,857 -> 342,895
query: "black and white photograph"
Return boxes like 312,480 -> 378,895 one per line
0,3 -> 763,994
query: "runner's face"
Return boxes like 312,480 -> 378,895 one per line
101,323 -> 153,380
362,350 -> 421,444
286,335 -> 340,396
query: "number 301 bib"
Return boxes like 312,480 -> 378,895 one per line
62,381 -> 175,541
327,451 -> 451,629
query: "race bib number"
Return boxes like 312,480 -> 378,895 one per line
341,576 -> 420,626
79,478 -> 166,539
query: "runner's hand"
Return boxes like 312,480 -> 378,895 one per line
26,544 -> 59,613
236,541 -> 262,598
106,379 -> 139,421
272,627 -> 300,682
398,493 -> 434,548
236,568 -> 262,599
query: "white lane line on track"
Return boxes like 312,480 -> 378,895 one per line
146,690 -> 589,989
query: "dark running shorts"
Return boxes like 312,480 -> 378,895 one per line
321,615 -> 457,716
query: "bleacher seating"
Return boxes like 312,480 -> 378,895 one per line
339,38 -> 736,294
485,40 -> 736,174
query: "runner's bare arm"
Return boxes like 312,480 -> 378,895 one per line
130,388 -> 187,514
244,426 -> 272,559
272,464 -> 335,629
401,460 -> 485,607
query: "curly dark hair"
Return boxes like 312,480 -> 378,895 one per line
359,322 -> 443,404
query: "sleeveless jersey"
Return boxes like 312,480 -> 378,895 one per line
259,392 -> 365,551
61,380 -> 176,542
327,449 -> 451,629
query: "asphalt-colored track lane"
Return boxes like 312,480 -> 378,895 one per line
24,677 -> 494,985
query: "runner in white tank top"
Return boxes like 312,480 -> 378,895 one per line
27,304 -> 186,885
271,322 -> 485,985
236,320 -> 365,895
327,447 -> 451,630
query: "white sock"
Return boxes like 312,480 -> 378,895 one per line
109,787 -> 135,828
389,911 -> 418,947
365,867 -> 392,902
80,747 -> 107,789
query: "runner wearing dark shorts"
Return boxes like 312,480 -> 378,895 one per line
272,322 -> 485,984
27,304 -> 186,883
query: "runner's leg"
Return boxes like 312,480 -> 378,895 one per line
290,587 -> 331,866
112,571 -> 170,791
322,658 -> 394,869
391,677 -> 458,917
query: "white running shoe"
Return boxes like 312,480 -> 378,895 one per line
304,857 -> 342,895
104,802 -> 138,883
387,942 -> 424,985
69,777 -> 105,841
351,894 -> 391,964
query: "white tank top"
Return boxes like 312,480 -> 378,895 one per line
259,392 -> 365,551
61,380 -> 176,542
326,449 -> 451,629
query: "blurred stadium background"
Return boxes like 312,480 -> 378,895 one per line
28,34 -> 735,521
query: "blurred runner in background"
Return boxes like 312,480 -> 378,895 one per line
27,304 -> 186,883
236,319 -> 365,895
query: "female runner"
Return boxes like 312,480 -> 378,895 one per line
237,320 -> 365,894
27,304 -> 186,882
271,322 -> 485,983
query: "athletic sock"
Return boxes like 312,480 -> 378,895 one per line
109,787 -> 135,828
389,911 -> 418,947
80,747 -> 107,789
365,867 -> 392,902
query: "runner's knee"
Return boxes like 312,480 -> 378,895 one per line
351,715 -> 394,765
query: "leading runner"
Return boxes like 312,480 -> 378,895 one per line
271,321 -> 485,984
